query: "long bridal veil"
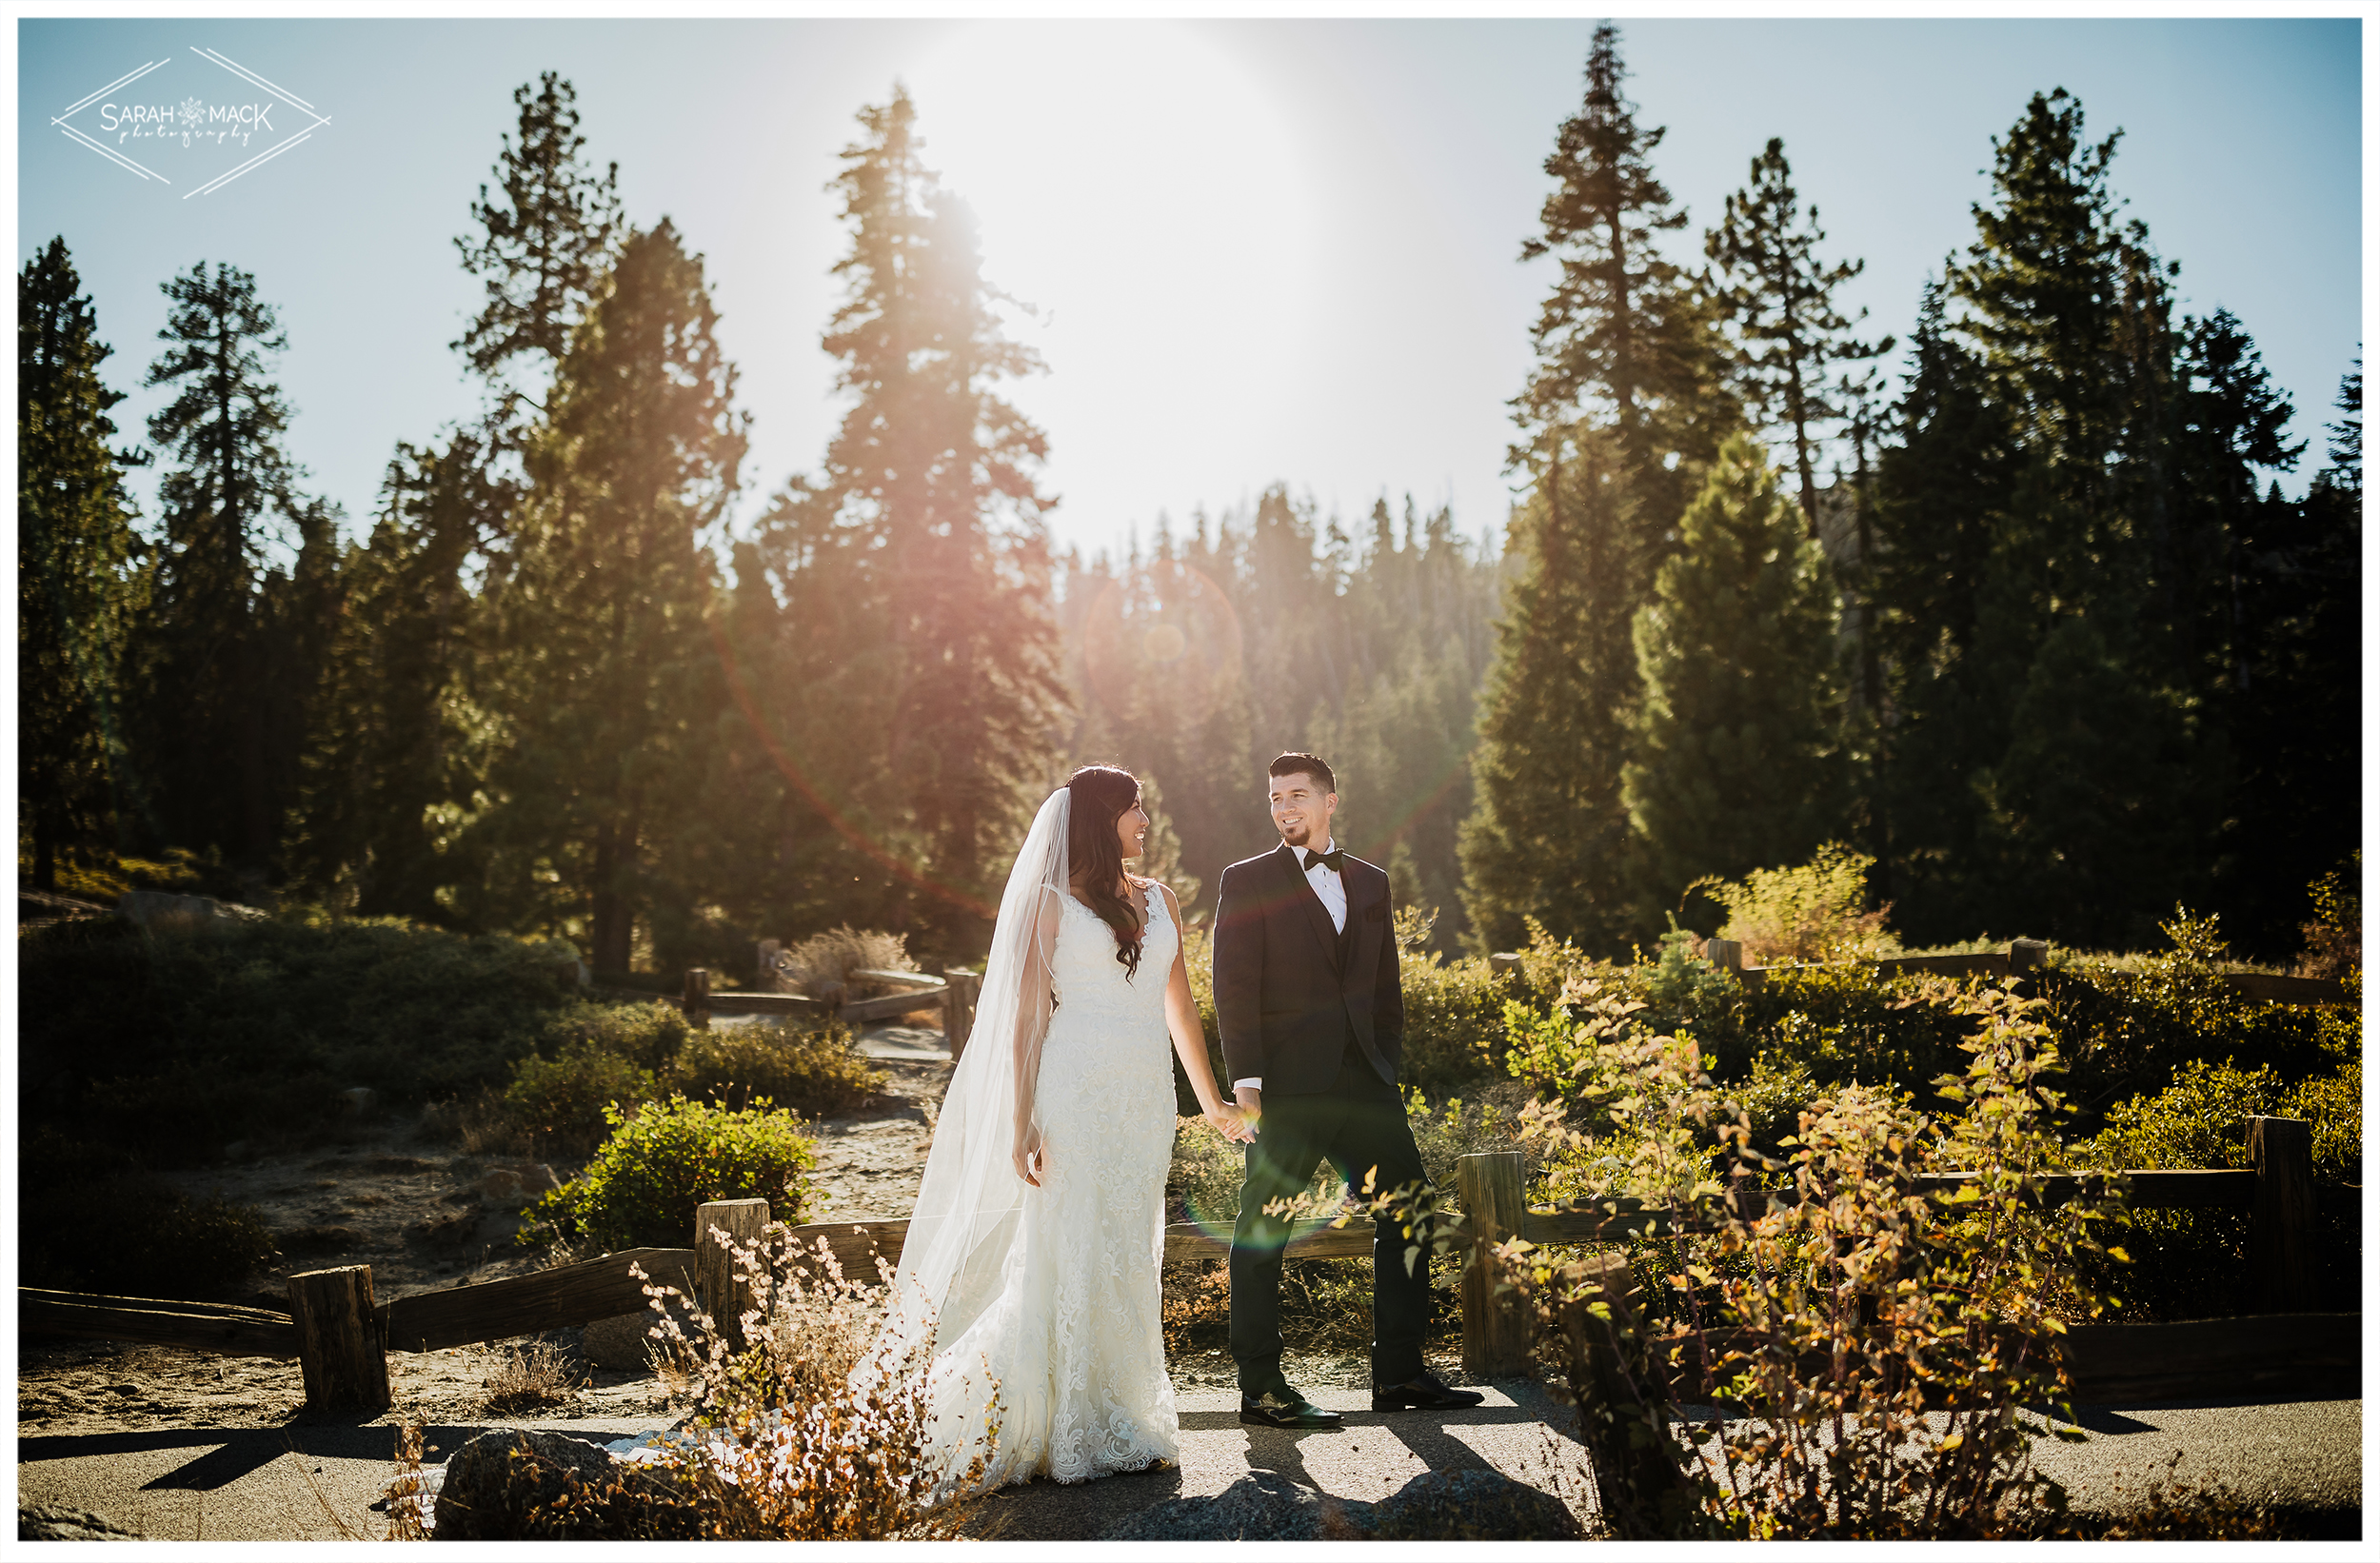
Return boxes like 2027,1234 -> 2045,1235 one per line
879,787 -> 1070,1359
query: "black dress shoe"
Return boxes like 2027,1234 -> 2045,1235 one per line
1372,1371 -> 1487,1412
1239,1387 -> 1344,1428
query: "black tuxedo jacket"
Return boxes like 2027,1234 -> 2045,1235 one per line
1213,841 -> 1403,1098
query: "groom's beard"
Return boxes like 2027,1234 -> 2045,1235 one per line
1276,821 -> 1316,848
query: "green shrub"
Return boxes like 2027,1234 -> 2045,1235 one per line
1395,907 -> 1517,1097
1740,963 -> 1969,1099
536,1000 -> 695,1074
1696,841 -> 1898,965
2074,1056 -> 2361,1318
2043,910 -> 2338,1117
505,1043 -> 661,1158
668,1021 -> 885,1118
528,1096 -> 818,1252
778,925 -> 917,999
1731,1052 -> 1822,1153
19,1129 -> 280,1298
19,914 -> 586,1161
1636,926 -> 1748,1072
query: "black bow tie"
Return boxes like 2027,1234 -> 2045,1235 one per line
1301,848 -> 1346,874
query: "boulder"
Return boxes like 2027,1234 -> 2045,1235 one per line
1104,1473 -> 1377,1540
431,1429 -> 652,1540
115,890 -> 266,930
19,1505 -> 145,1540
1369,1468 -> 1585,1540
582,1313 -> 661,1374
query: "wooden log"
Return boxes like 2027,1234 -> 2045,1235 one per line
2059,1312 -> 2359,1405
381,1248 -> 699,1353
2248,1116 -> 2316,1313
287,1265 -> 389,1415
20,1289 -> 298,1358
1914,1168 -> 2253,1210
1543,1252 -> 1694,1538
1161,1216 -> 1388,1265
849,967 -> 947,991
706,992 -> 835,1019
2224,972 -> 2351,1007
696,1198 -> 771,1348
1458,1152 -> 1532,1377
781,1218 -> 912,1281
840,990 -> 944,1025
942,968 -> 982,1061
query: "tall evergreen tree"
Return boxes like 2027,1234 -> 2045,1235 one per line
453,70 -> 624,445
1463,23 -> 1736,956
1874,90 -> 2209,946
1705,137 -> 1892,534
763,87 -> 1068,949
2219,360 -> 2360,955
288,436 -> 501,918
1622,434 -> 1849,911
127,260 -> 337,871
471,220 -> 747,970
18,238 -> 146,888
1514,21 -> 1735,516
1459,432 -> 1640,955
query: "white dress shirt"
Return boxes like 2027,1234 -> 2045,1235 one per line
1234,838 -> 1341,1094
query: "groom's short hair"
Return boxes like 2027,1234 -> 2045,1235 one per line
1268,752 -> 1336,793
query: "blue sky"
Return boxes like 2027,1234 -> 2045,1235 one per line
17,16 -> 2363,563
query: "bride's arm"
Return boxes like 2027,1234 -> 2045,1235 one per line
1012,884 -> 1063,1186
1157,882 -> 1253,1144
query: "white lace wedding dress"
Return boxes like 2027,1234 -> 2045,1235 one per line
922,881 -> 1180,1489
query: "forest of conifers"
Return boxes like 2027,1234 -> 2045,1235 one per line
19,27 -> 2359,976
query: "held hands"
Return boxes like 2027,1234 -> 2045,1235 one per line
1206,1099 -> 1257,1145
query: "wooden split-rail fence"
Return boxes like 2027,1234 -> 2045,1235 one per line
18,1116 -> 2351,1415
671,955 -> 983,1045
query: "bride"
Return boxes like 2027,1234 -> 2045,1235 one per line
874,765 -> 1252,1492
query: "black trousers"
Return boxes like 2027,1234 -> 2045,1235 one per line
1229,1057 -> 1435,1393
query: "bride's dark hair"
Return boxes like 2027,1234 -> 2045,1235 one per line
1066,764 -> 1146,979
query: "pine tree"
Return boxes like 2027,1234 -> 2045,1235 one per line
769,87 -> 1068,949
453,70 -> 623,445
1517,23 -> 1733,501
288,436 -> 500,918
472,220 -> 747,970
1462,23 -> 1735,957
2219,361 -> 2360,954
1704,137 -> 1893,534
18,238 -> 146,888
127,260 -> 336,871
1459,430 -> 1641,956
1622,434 -> 1849,910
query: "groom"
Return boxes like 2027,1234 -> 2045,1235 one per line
1214,752 -> 1485,1427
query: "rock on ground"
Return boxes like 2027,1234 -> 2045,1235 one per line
430,1429 -> 638,1540
19,1504 -> 146,1540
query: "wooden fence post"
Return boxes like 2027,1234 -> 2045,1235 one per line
1705,938 -> 1742,976
696,1198 -> 771,1350
1458,1151 -> 1532,1378
2008,938 -> 2049,974
942,968 -> 981,1062
286,1265 -> 389,1414
1488,951 -> 1522,980
2247,1116 -> 2315,1313
757,940 -> 783,991
683,967 -> 712,1029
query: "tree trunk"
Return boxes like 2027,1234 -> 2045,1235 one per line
590,823 -> 633,973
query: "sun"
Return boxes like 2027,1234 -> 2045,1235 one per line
902,21 -> 1324,525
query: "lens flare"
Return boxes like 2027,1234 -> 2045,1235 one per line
1081,560 -> 1242,727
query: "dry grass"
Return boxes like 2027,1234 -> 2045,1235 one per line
473,1234 -> 993,1538
778,926 -> 917,1001
419,1089 -> 533,1157
480,1338 -> 587,1416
